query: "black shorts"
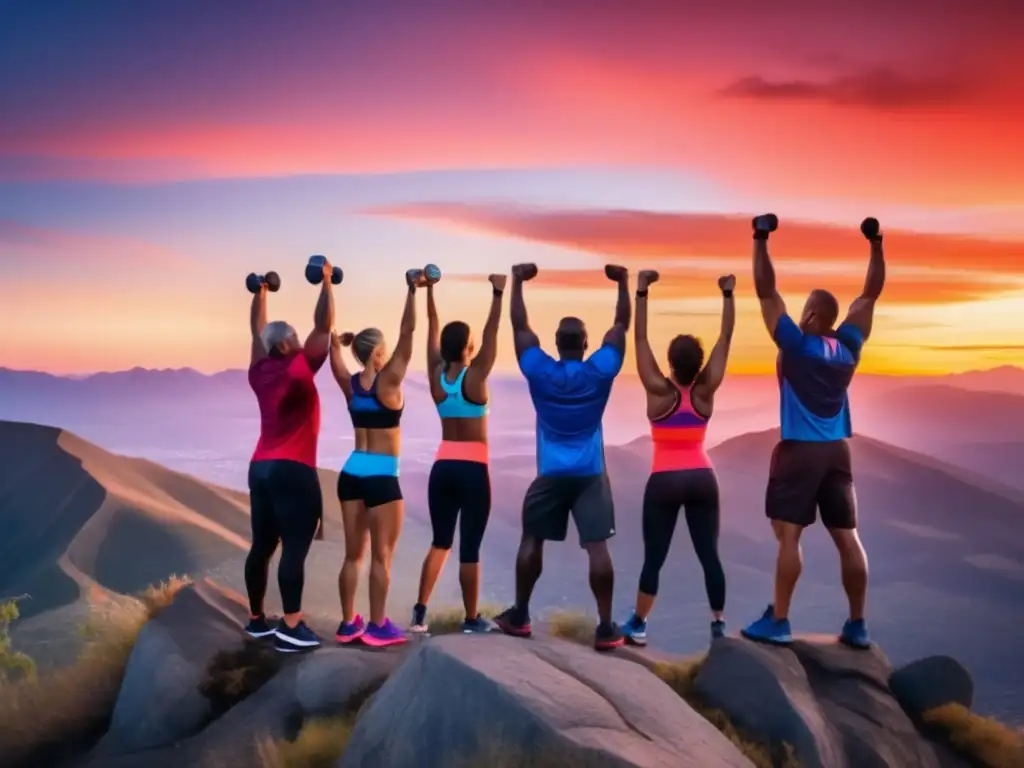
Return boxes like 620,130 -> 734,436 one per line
428,460 -> 491,563
337,472 -> 403,509
765,439 -> 856,529
522,473 -> 615,546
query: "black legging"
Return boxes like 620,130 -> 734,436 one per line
427,459 -> 491,563
639,468 -> 726,612
245,459 -> 323,615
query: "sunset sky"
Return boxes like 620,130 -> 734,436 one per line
1,0 -> 1022,375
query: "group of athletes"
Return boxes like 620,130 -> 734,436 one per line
242,213 -> 886,654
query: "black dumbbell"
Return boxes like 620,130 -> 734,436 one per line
752,213 -> 779,234
305,255 -> 343,285
860,217 -> 881,241
245,271 -> 281,294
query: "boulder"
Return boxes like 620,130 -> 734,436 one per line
694,635 -> 970,768
91,579 -> 251,756
889,656 -> 974,720
339,634 -> 755,768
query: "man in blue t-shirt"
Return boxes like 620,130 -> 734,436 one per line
493,262 -> 630,651
742,214 -> 886,650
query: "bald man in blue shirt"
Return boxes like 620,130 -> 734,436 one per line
493,263 -> 630,651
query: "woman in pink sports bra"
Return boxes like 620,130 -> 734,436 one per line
622,270 -> 736,646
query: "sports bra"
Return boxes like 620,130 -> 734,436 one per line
348,374 -> 403,429
649,382 -> 711,472
436,366 -> 488,419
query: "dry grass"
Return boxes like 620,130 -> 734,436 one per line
424,603 -> 504,635
922,703 -> 1024,768
546,610 -> 595,645
651,656 -> 799,768
200,639 -> 283,718
0,575 -> 192,767
257,715 -> 357,768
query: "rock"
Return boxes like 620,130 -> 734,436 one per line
889,656 -> 974,720
694,635 -> 970,768
340,634 -> 755,768
91,579 -> 251,756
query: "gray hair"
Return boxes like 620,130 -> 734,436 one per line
260,321 -> 297,354
348,327 -> 384,365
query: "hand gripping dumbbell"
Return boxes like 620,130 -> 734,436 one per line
752,213 -> 779,240
305,255 -> 344,285
245,271 -> 281,294
860,217 -> 882,242
406,264 -> 442,286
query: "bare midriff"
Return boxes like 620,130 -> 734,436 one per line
354,426 -> 401,457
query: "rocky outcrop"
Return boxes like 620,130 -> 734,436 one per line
889,655 -> 974,722
340,633 -> 755,768
693,635 -> 970,768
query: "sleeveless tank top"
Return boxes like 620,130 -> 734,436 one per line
348,374 -> 403,429
436,366 -> 488,419
649,382 -> 712,473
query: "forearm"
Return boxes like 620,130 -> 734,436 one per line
400,286 -> 417,337
510,277 -> 530,332
426,284 -> 439,337
720,293 -> 736,340
753,240 -> 777,299
313,281 -> 333,332
250,293 -> 267,336
474,290 -> 503,371
862,242 -> 886,300
613,278 -> 631,330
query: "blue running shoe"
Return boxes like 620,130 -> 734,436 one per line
741,604 -> 793,645
839,618 -> 872,650
245,614 -> 276,639
711,620 -> 726,640
621,611 -> 648,647
461,615 -> 495,634
363,618 -> 408,648
274,620 -> 321,653
335,615 -> 366,645
409,604 -> 429,634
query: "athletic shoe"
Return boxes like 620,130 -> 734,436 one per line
409,603 -> 429,634
595,621 -> 624,651
335,615 -> 367,644
839,618 -> 872,650
711,620 -> 726,640
245,614 -> 276,639
493,605 -> 532,638
274,620 -> 321,653
621,611 -> 648,647
362,618 -> 408,648
740,604 -> 793,646
461,615 -> 495,634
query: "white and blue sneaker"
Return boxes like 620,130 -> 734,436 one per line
274,620 -> 321,653
622,610 -> 648,647
244,614 -> 276,639
461,615 -> 496,634
409,603 -> 429,634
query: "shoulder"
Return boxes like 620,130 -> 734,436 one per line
519,345 -> 555,376
835,323 -> 865,354
586,343 -> 624,378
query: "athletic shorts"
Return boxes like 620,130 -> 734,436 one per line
428,458 -> 491,563
337,450 -> 403,508
765,439 -> 856,529
522,472 -> 615,546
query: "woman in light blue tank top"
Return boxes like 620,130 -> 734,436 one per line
409,273 -> 507,635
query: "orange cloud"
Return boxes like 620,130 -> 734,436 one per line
367,203 -> 1024,276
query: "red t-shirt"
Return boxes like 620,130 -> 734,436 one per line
249,351 -> 321,467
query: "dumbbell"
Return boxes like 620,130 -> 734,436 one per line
245,271 -> 281,294
752,213 -> 779,235
860,217 -> 881,242
406,264 -> 442,286
305,255 -> 344,285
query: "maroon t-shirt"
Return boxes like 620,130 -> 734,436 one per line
249,351 -> 321,467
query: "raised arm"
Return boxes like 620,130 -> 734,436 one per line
329,331 -> 354,400
841,218 -> 886,341
379,270 -> 423,388
249,282 -> 269,366
425,281 -> 442,375
601,264 -> 631,355
303,259 -> 335,373
634,270 -> 673,396
752,214 -> 787,339
466,274 -> 506,389
694,275 -> 737,401
510,263 -> 540,360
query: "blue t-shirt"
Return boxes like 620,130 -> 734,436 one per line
774,314 -> 864,441
519,343 -> 623,476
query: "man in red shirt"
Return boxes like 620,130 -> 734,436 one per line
244,259 -> 335,652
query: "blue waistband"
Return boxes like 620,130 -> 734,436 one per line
342,451 -> 400,477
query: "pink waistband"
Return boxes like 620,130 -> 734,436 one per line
651,443 -> 712,473
435,440 -> 489,464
